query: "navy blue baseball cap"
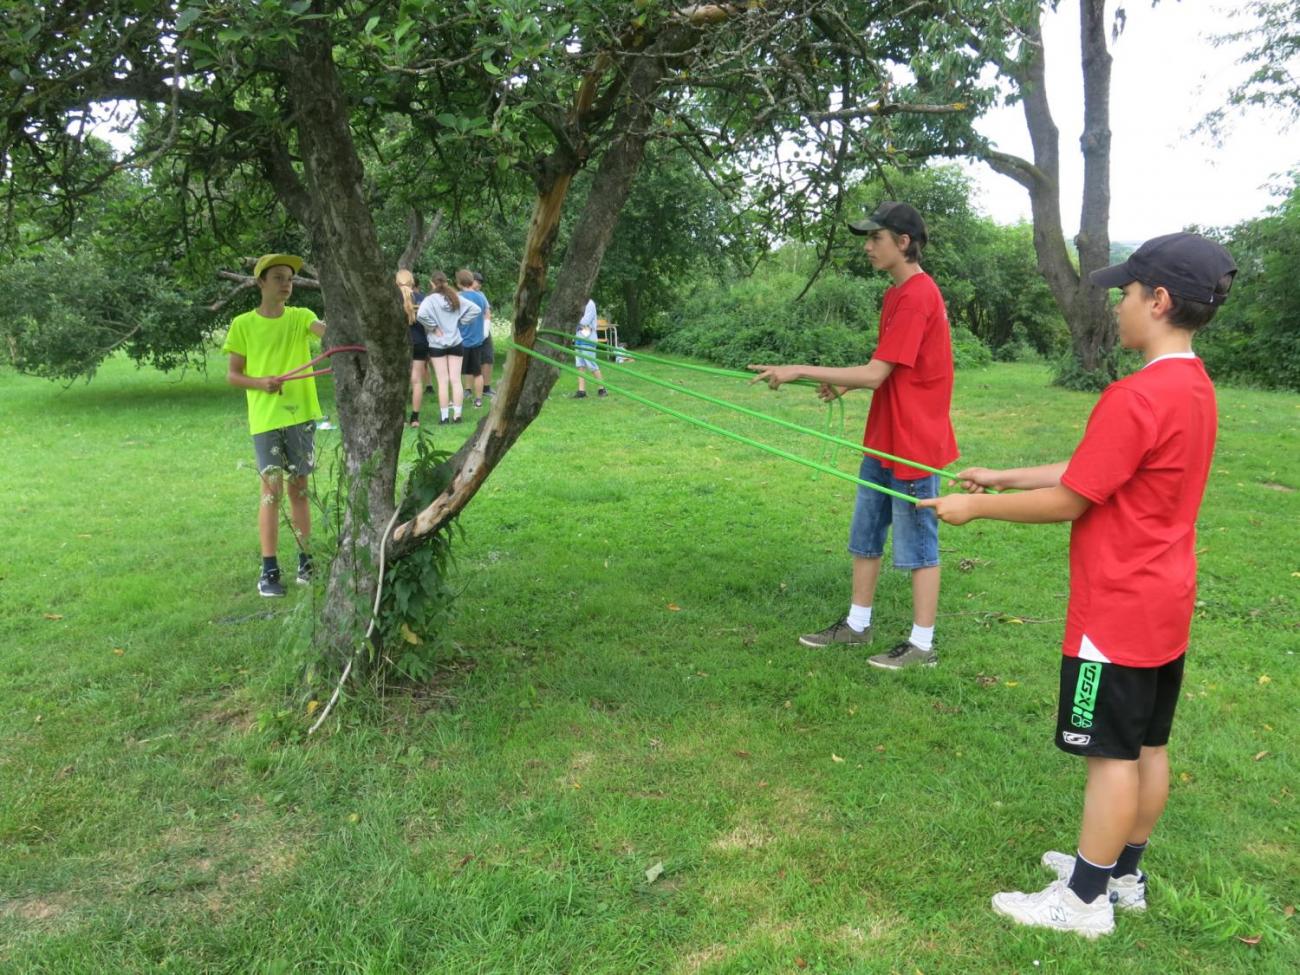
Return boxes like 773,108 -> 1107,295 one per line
848,201 -> 928,245
1090,233 -> 1236,306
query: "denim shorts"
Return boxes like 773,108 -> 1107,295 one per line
848,454 -> 940,569
252,421 -> 316,478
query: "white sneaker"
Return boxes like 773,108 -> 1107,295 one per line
991,880 -> 1115,938
1041,850 -> 1147,911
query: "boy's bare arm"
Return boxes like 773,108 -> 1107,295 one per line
748,359 -> 895,391
954,462 -> 1068,493
919,483 -> 1089,526
227,353 -> 283,394
310,319 -> 326,338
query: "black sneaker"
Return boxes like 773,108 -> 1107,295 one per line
571,390 -> 587,399
597,387 -> 608,397
258,569 -> 286,598
867,641 -> 938,670
439,417 -> 449,425
798,617 -> 873,648
453,414 -> 463,423
296,558 -> 312,586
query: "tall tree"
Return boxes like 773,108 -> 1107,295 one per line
979,0 -> 1116,383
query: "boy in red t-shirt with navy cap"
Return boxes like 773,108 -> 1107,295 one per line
751,201 -> 958,669
921,232 -> 1236,937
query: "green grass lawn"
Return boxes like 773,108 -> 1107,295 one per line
1,352 -> 1296,974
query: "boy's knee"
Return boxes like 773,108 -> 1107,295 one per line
260,469 -> 284,503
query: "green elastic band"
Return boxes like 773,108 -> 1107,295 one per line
531,335 -> 964,482
506,339 -> 923,505
538,329 -> 822,387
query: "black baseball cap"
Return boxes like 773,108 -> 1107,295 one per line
848,202 -> 928,244
1090,232 -> 1236,306
472,271 -> 484,284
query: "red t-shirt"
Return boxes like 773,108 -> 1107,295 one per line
863,272 -> 958,479
1060,356 -> 1218,667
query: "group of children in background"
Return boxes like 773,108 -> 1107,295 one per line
229,204 -> 1237,939
396,267 -> 493,427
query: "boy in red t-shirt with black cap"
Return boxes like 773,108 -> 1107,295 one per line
921,232 -> 1236,937
751,201 -> 958,669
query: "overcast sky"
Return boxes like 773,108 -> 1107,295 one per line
960,0 -> 1296,242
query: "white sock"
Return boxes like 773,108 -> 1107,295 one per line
440,407 -> 449,420
453,406 -> 463,418
909,624 -> 935,651
847,604 -> 872,632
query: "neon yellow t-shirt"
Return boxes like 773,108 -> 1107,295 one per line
222,306 -> 323,435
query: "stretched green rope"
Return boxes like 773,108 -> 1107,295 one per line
531,335 -> 966,483
538,329 -> 822,387
555,328 -> 841,474
506,339 -> 923,505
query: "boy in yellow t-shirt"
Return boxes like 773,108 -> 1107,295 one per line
222,254 -> 325,597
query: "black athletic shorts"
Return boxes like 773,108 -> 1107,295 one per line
460,344 -> 487,374
480,335 -> 495,364
428,342 -> 464,359
409,323 -> 429,359
1055,654 -> 1185,759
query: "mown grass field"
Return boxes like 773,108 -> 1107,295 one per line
1,350 -> 1296,974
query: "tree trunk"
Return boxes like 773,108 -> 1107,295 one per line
280,24 -> 411,671
622,280 -> 642,345
983,3 -> 1115,377
1074,0 -> 1114,373
398,208 -> 443,272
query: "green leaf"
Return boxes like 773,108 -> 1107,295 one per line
175,7 -> 202,32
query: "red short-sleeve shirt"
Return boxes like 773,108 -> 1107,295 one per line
1060,356 -> 1218,667
863,272 -> 958,479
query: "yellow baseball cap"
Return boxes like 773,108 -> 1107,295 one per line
253,253 -> 304,278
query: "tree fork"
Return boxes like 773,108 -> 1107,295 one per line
391,22 -> 704,552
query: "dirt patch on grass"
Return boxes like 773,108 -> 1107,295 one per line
832,916 -> 899,944
712,822 -> 774,852
554,749 -> 597,789
678,916 -> 796,965
769,785 -> 831,834
676,943 -> 728,974
198,701 -> 256,734
143,821 -> 299,916
0,894 -> 73,923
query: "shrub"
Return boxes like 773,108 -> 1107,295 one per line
1051,347 -> 1141,392
0,244 -> 216,381
1191,175 -> 1300,391
950,326 -> 993,370
658,267 -> 994,371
